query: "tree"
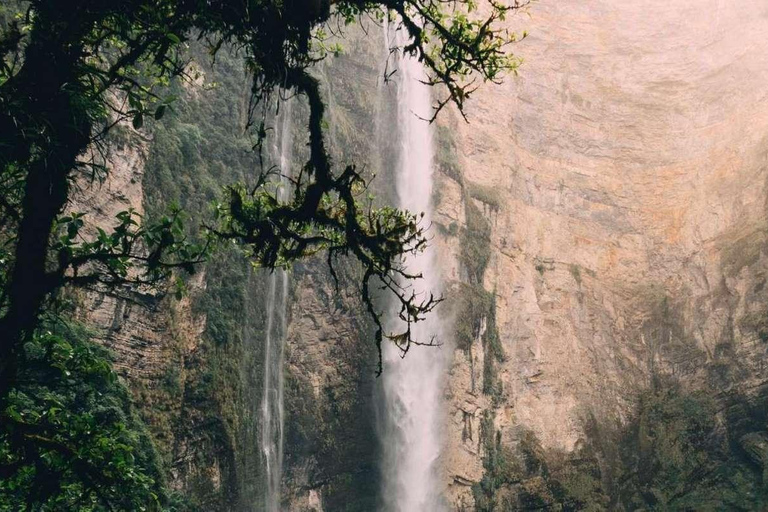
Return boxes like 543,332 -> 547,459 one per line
0,0 -> 526,507
0,0 -> 526,390
0,319 -> 172,510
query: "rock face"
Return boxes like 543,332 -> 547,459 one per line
74,33 -> 394,511
72,1 -> 768,510
71,130 -> 242,509
437,0 -> 768,506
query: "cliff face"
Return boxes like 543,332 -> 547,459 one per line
73,32 -> 393,511
71,51 -> 272,509
72,1 -> 768,510
72,128 -> 247,509
437,0 -> 768,507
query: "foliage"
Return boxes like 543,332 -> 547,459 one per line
54,208 -> 208,289
472,411 -> 521,511
140,45 -> 281,508
0,322 -> 173,511
472,379 -> 768,511
0,0 -> 528,394
141,45 -> 257,221
216,177 -> 442,372
455,174 -> 503,398
452,282 -> 503,396
616,380 -> 765,511
480,291 -> 504,398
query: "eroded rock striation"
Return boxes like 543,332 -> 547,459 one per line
437,0 -> 768,507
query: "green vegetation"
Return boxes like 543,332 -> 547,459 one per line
471,412 -> 606,511
455,172 -> 506,402
139,48 -> 269,507
435,125 -> 463,182
0,0 -> 526,397
0,320 -> 177,511
141,36 -> 388,507
467,181 -> 503,212
616,379 -> 765,510
455,285 -> 493,353
481,292 -> 504,399
472,411 -> 519,511
142,47 -> 255,224
460,199 -> 493,286
473,378 -> 768,511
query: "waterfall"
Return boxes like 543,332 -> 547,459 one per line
261,99 -> 293,512
379,24 -> 446,512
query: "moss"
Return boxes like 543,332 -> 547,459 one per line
569,264 -> 582,286
434,124 -> 462,182
460,198 -> 492,285
467,181 -> 502,211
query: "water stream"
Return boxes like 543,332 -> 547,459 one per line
261,100 -> 293,512
379,24 -> 446,512
257,27 -> 445,510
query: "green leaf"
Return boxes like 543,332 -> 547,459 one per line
132,113 -> 144,130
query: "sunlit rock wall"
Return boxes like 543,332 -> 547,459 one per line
436,0 -> 768,506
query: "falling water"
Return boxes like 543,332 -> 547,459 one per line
261,100 -> 293,512
379,24 -> 446,512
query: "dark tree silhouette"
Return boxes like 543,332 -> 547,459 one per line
0,0 -> 526,389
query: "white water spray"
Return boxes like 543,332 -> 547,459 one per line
380,25 -> 446,512
261,100 -> 293,512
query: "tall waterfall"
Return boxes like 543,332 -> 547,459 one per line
379,25 -> 446,512
261,100 -> 293,512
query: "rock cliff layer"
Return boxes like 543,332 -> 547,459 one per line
436,0 -> 768,507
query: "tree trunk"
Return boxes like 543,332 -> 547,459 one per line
0,17 -> 92,399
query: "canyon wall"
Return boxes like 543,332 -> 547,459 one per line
73,1 -> 768,510
75,32 -> 393,511
436,0 -> 768,508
